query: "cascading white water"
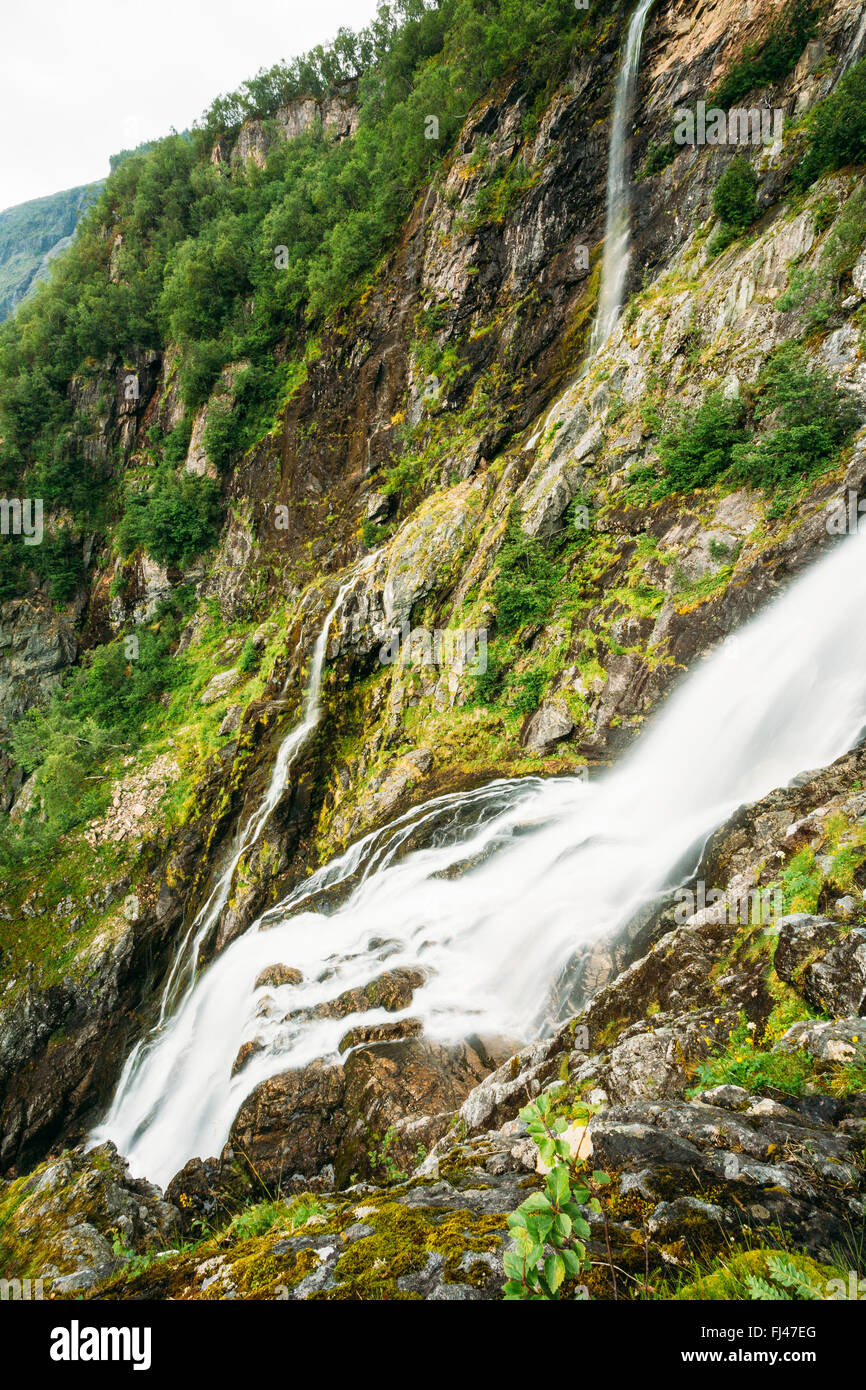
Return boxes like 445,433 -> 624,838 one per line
96,572 -> 361,1126
97,523 -> 866,1186
588,0 -> 655,355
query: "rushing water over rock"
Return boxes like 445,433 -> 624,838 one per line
588,0 -> 655,355
96,525 -> 866,1186
93,572 -> 362,1146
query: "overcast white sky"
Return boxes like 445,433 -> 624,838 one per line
0,0 -> 382,212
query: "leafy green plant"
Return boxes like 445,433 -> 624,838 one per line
117,468 -> 224,568
493,512 -> 558,635
226,1197 -> 322,1242
504,1094 -> 610,1300
688,1017 -> 815,1097
510,669 -> 547,716
732,343 -> 858,489
657,392 -> 748,493
238,637 -> 259,674
360,517 -> 393,548
714,157 -> 758,230
745,1253 -> 825,1300
794,56 -> 866,190
367,1126 -> 407,1184
779,189 -> 866,327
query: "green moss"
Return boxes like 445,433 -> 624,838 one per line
671,1249 -> 844,1301
315,1203 -> 505,1300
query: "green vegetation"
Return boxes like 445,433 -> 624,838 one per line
688,1006 -> 866,1100
794,56 -> 866,190
654,343 -> 857,497
504,1094 -> 610,1300
0,0 -> 622,608
117,468 -> 224,568
639,137 -> 678,179
238,637 -> 260,674
672,1250 -> 844,1301
709,156 -> 759,256
491,510 -> 558,635
225,1196 -> 323,1242
778,188 -> 866,328
710,0 -> 818,111
0,590 -> 195,869
733,342 -> 858,488
657,392 -> 748,492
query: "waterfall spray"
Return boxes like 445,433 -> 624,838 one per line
588,0 -> 655,355
96,525 -> 866,1186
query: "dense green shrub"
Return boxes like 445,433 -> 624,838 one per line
117,468 -> 223,568
3,592 -> 192,856
713,156 -> 758,231
147,415 -> 193,466
794,57 -> 866,189
472,649 -> 506,705
658,393 -> 749,493
238,637 -> 259,673
732,343 -> 858,488
493,513 -> 558,635
658,345 -> 858,497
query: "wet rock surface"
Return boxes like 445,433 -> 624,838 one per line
228,1032 -> 517,1190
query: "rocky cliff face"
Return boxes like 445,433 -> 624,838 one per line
0,183 -> 102,322
2,0 -> 866,1300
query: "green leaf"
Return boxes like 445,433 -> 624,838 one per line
592,1170 -> 611,1186
526,1214 -> 554,1243
553,1211 -> 573,1240
544,1254 -> 566,1293
522,1192 -> 552,1212
561,1247 -> 584,1276
549,1164 -> 570,1205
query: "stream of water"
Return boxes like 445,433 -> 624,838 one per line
588,0 -> 655,355
95,522 -> 866,1186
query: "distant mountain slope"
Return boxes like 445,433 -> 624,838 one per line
0,182 -> 103,321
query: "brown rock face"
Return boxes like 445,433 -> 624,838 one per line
337,1019 -> 423,1052
227,1031 -> 517,1189
254,965 -> 303,990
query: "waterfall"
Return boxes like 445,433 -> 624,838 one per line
96,572 -> 360,1131
588,0 -> 655,355
96,524 -> 866,1186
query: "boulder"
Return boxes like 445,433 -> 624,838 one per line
218,705 -> 243,736
773,914 -> 842,983
520,698 -> 574,754
255,965 -> 303,990
228,1031 -> 517,1190
803,929 -> 866,1018
199,669 -> 241,706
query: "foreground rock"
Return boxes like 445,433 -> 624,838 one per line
0,1142 -> 180,1294
227,1033 -> 517,1193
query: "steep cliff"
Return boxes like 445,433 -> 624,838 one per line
2,0 -> 866,1303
